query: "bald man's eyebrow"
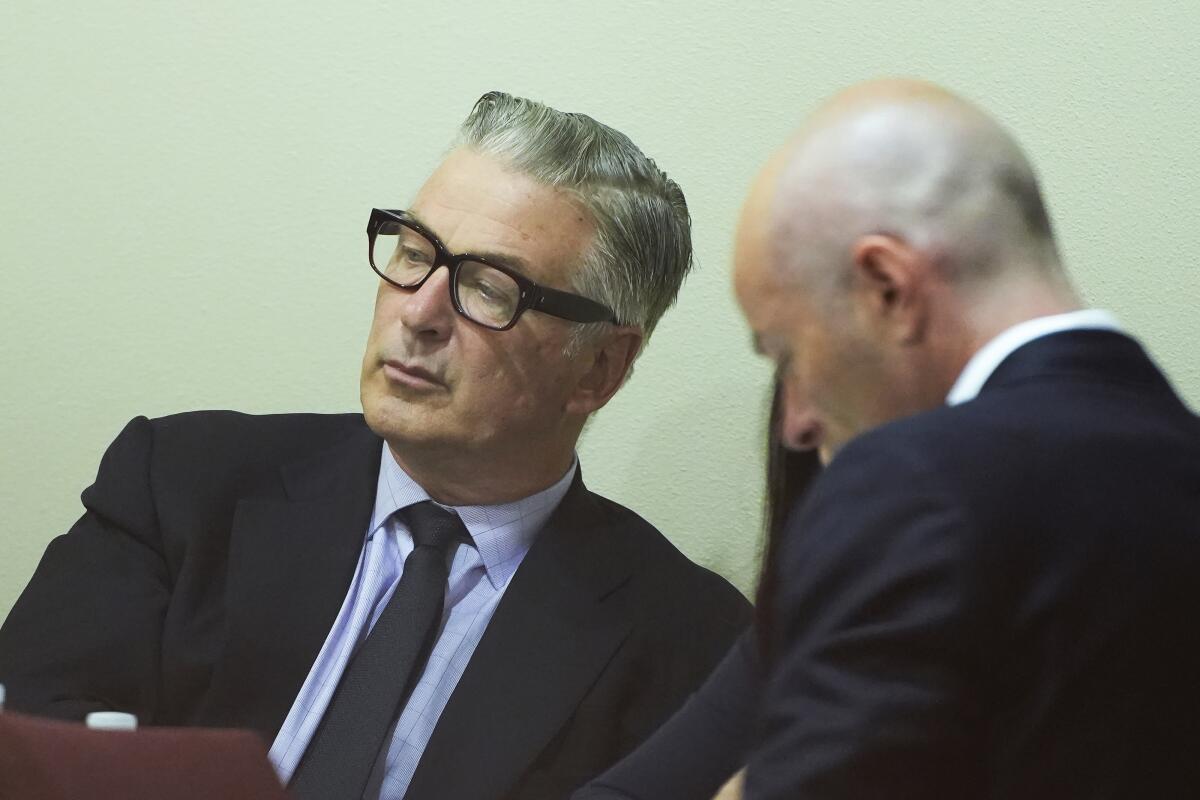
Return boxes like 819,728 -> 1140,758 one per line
752,334 -> 766,355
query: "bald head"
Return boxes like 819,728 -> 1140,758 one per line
764,78 -> 1064,293
734,79 -> 1083,458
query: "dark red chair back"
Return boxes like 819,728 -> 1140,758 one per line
0,711 -> 290,799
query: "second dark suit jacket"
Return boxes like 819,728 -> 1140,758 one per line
0,412 -> 750,800
747,330 -> 1200,799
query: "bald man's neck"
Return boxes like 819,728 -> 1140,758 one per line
958,269 -> 1083,346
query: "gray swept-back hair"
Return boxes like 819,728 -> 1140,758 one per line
455,91 -> 693,352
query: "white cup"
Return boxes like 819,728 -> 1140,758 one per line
85,711 -> 138,731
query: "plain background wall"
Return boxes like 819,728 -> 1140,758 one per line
2,1 -> 1198,617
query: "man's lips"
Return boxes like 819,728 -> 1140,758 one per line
381,359 -> 445,390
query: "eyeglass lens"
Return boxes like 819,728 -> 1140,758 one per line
373,220 -> 523,329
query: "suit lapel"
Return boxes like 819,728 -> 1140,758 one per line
405,473 -> 636,799
196,425 -> 383,739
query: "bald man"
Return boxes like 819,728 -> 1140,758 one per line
735,79 -> 1200,799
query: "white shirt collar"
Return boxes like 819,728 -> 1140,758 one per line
946,309 -> 1123,406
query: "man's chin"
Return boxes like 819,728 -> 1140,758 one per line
362,400 -> 459,451
363,394 -> 415,440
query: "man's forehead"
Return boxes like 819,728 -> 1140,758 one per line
407,148 -> 594,283
741,273 -> 815,353
410,150 -> 542,227
734,246 -> 794,325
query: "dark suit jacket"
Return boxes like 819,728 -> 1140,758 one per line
0,412 -> 750,800
747,330 -> 1200,799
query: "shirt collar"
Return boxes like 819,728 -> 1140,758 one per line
369,444 -> 578,589
946,309 -> 1123,406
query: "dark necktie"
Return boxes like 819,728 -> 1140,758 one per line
289,501 -> 467,800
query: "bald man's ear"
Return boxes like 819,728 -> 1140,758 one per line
565,326 -> 644,416
849,233 -> 931,344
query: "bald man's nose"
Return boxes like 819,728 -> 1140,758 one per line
779,400 -> 824,452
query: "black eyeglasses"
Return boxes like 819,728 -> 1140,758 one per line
367,208 -> 619,331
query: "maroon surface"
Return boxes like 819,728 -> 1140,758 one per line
0,711 -> 290,799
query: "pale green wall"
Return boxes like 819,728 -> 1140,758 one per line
3,1 -> 1198,616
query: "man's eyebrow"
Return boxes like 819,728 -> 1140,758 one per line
404,209 -> 434,231
406,211 -> 534,276
469,250 -> 533,276
751,333 -> 766,355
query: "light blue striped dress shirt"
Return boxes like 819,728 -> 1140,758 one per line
268,444 -> 577,798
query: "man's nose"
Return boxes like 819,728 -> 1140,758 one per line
397,266 -> 456,336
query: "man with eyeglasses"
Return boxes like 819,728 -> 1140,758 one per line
0,92 -> 750,800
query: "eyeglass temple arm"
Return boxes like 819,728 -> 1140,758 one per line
535,287 -> 618,324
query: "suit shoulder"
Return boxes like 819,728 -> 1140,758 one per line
828,399 -> 1017,489
100,411 -> 375,510
150,409 -> 365,442
146,410 -> 368,462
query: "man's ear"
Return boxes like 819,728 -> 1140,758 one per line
849,233 -> 931,344
565,326 -> 644,416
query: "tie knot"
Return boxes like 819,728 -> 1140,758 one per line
401,501 -> 468,553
